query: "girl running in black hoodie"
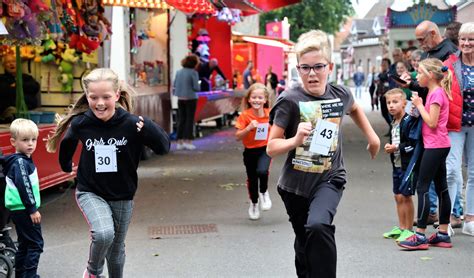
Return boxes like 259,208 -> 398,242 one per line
47,68 -> 170,278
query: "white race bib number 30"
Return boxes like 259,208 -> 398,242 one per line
95,145 -> 117,173
254,123 -> 269,140
309,119 -> 337,155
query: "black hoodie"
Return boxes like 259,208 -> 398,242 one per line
1,153 -> 40,214
59,108 -> 170,200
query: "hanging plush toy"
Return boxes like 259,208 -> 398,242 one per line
20,45 -> 35,60
192,28 -> 211,64
58,46 -> 79,92
40,38 -> 57,63
69,33 -> 100,54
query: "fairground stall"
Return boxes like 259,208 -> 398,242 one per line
0,0 -> 113,189
182,0 -> 298,130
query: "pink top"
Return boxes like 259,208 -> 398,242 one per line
422,87 -> 450,149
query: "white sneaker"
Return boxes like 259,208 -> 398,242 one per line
248,203 -> 260,220
447,223 -> 455,237
184,143 -> 196,150
176,143 -> 184,150
462,221 -> 474,236
259,191 -> 272,211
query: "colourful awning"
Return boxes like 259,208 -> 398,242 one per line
102,0 -> 171,9
212,0 -> 301,15
166,0 -> 217,14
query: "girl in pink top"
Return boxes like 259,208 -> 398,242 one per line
398,58 -> 453,251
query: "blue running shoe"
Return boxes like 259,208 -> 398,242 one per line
428,232 -> 452,248
398,233 -> 429,250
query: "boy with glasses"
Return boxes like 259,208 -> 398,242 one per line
267,30 -> 380,278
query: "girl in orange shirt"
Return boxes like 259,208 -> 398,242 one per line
235,83 -> 272,220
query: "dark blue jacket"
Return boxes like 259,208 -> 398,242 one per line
396,115 -> 423,194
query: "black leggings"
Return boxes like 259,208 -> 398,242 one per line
177,99 -> 197,140
243,147 -> 271,204
416,147 -> 451,229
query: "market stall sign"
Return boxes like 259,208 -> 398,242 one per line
387,3 -> 457,28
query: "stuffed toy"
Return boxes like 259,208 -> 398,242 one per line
40,38 -> 57,63
20,45 -> 35,60
58,47 -> 79,92
69,33 -> 100,54
4,0 -> 26,19
33,46 -> 45,63
81,0 -> 100,37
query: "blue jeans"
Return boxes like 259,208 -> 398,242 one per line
355,85 -> 363,98
76,190 -> 134,277
446,127 -> 474,217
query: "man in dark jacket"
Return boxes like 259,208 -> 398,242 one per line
401,20 -> 457,96
0,54 -> 40,123
198,58 -> 227,91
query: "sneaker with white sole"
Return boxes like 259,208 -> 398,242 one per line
248,203 -> 260,220
184,143 -> 196,150
176,143 -> 185,150
83,269 -> 105,278
259,191 -> 272,211
462,221 -> 474,236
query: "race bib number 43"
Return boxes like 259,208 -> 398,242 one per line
94,145 -> 118,173
309,119 -> 337,155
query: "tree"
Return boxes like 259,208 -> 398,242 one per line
259,0 -> 354,41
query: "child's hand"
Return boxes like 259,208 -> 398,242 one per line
136,116 -> 144,132
295,122 -> 312,146
30,211 -> 41,224
366,135 -> 380,159
411,94 -> 422,108
247,120 -> 259,131
384,143 -> 397,153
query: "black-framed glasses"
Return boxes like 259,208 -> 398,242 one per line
416,33 -> 429,43
296,64 -> 328,75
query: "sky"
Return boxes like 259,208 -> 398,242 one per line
351,0 -> 462,18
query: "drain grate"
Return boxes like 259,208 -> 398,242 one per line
148,224 -> 218,236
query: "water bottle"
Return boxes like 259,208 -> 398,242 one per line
411,92 -> 420,117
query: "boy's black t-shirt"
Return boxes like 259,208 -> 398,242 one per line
270,84 -> 354,198
59,108 -> 170,201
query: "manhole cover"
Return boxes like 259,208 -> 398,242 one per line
148,224 -> 218,236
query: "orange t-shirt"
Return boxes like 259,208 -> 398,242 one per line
235,108 -> 271,149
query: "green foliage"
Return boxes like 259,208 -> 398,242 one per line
259,0 -> 354,41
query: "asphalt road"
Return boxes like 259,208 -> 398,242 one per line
32,91 -> 474,277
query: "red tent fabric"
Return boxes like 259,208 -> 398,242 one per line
166,0 -> 217,14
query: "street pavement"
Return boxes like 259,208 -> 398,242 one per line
36,89 -> 473,277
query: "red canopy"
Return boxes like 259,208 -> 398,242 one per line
166,0 -> 217,14
167,0 -> 301,15
219,0 -> 301,15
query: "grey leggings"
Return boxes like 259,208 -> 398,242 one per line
76,190 -> 133,278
